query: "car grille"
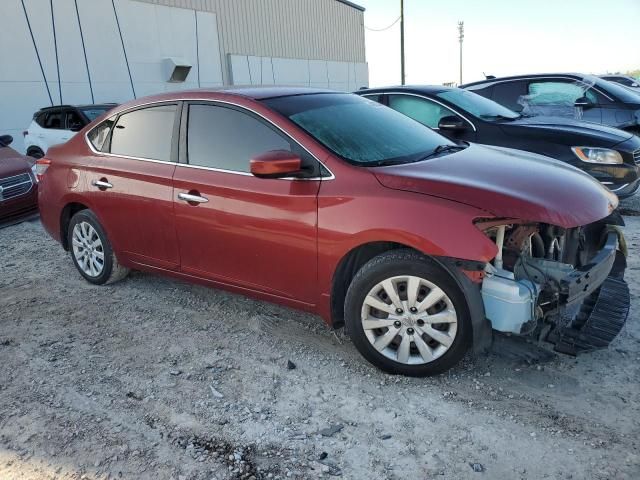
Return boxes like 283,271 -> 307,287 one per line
634,148 -> 640,164
0,172 -> 33,201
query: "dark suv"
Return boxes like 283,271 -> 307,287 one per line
461,73 -> 640,134
358,85 -> 640,198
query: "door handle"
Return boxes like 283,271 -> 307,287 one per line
178,192 -> 208,204
92,180 -> 113,189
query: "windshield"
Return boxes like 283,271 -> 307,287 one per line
81,106 -> 113,121
436,89 -> 520,120
264,94 -> 455,166
593,76 -> 640,103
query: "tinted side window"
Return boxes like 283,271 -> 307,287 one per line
35,112 -> 47,127
109,105 -> 177,161
388,95 -> 451,129
492,81 -> 527,111
87,116 -> 116,152
65,110 -> 84,130
44,111 -> 64,129
187,104 -> 299,173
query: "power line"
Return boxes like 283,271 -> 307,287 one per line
365,16 -> 401,32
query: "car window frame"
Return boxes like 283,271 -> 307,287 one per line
178,100 -> 331,180
97,101 -> 182,164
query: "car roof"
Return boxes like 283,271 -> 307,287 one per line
461,73 -> 591,88
36,103 -> 118,113
358,85 -> 454,96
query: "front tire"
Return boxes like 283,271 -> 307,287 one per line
345,250 -> 472,376
67,210 -> 129,285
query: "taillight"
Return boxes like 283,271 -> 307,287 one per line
35,158 -> 51,181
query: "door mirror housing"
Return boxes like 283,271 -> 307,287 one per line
250,150 -> 302,179
574,96 -> 595,109
0,135 -> 13,147
69,123 -> 84,132
438,115 -> 468,132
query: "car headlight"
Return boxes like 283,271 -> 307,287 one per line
571,147 -> 623,164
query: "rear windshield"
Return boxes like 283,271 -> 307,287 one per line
263,94 -> 452,166
81,106 -> 114,121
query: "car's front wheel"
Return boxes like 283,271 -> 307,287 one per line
345,250 -> 472,376
67,209 -> 129,285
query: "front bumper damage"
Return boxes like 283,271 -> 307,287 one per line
518,232 -> 630,354
481,224 -> 630,355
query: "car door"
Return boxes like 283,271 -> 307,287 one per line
385,94 -> 477,142
87,103 -> 180,270
523,78 -> 603,124
172,101 -> 321,303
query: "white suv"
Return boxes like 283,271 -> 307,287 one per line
24,104 -> 116,158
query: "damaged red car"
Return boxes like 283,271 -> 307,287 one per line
37,89 -> 629,376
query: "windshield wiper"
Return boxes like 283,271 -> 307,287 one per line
419,144 -> 465,160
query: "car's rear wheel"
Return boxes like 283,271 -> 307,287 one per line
345,250 -> 471,376
67,210 -> 129,285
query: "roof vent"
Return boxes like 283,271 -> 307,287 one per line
163,57 -> 192,83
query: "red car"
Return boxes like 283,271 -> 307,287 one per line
37,89 -> 629,376
0,135 -> 38,225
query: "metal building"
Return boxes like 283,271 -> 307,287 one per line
1,0 -> 368,152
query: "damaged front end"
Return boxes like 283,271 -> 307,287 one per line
477,213 -> 630,355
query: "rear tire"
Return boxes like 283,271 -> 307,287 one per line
345,249 -> 472,376
67,209 -> 129,285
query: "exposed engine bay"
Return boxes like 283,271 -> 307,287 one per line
479,213 -> 630,354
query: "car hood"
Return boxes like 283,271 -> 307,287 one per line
372,144 -> 618,228
0,146 -> 33,177
500,115 -> 633,147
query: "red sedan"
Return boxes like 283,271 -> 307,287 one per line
0,135 -> 38,225
37,88 -> 629,376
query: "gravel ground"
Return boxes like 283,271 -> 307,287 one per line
1,214 -> 639,480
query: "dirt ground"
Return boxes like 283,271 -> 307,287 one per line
1,213 -> 639,480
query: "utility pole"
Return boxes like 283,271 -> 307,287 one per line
458,21 -> 464,85
400,0 -> 405,85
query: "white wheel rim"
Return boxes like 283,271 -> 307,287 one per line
72,222 -> 105,277
360,275 -> 458,365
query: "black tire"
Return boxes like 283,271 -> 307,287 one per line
27,147 -> 44,159
67,209 -> 129,285
345,249 -> 472,376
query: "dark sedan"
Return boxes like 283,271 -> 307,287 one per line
0,135 -> 38,225
357,86 -> 640,198
460,73 -> 640,134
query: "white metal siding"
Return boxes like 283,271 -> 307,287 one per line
136,0 -> 366,63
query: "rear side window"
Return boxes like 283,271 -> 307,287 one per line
492,81 -> 527,111
109,105 -> 177,161
65,110 -> 84,130
87,116 -> 116,152
187,104 -> 292,173
43,111 -> 64,129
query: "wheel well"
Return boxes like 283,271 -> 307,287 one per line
330,242 -> 419,329
60,203 -> 89,250
26,146 -> 44,156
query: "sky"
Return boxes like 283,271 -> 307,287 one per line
357,0 -> 640,87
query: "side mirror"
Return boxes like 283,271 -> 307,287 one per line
0,134 -> 13,147
438,115 -> 468,132
574,96 -> 594,109
250,150 -> 302,179
69,123 -> 84,132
